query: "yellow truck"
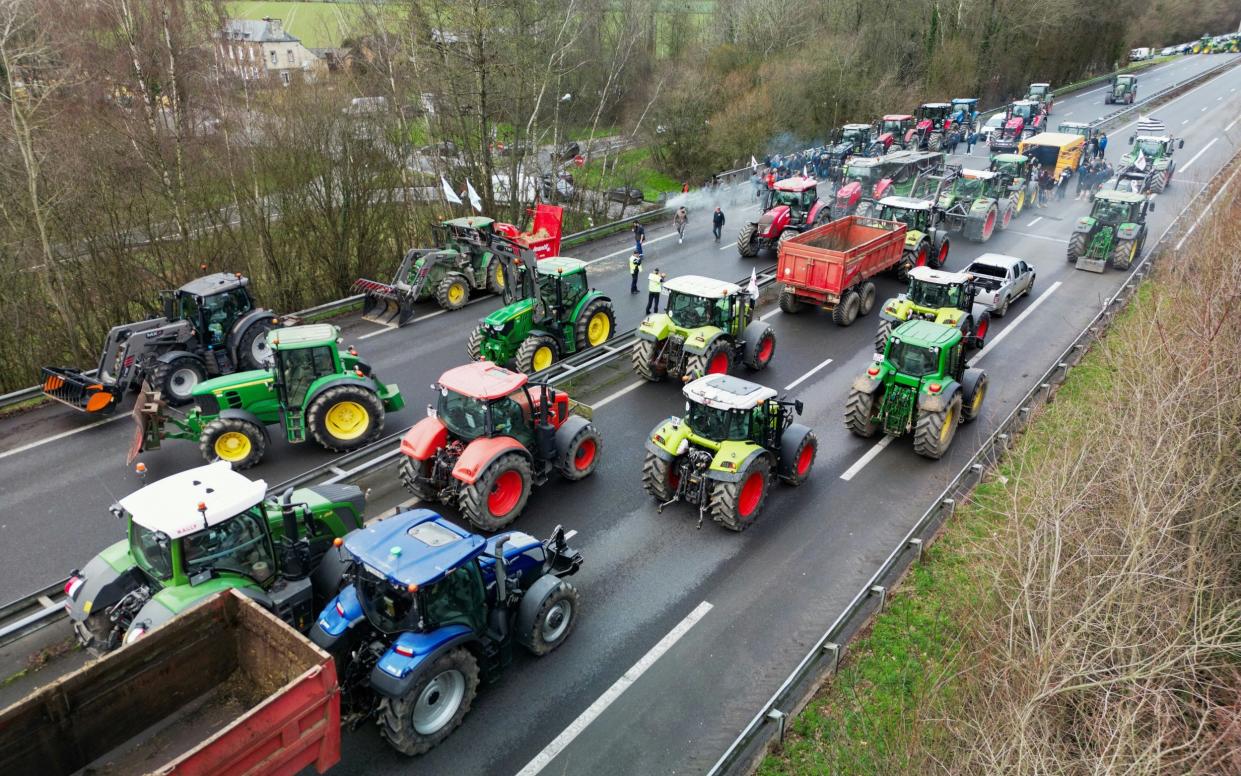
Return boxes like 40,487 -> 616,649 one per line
1018,132 -> 1086,183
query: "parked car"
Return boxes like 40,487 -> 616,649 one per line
979,112 -> 1005,141
607,186 -> 644,204
421,140 -> 459,158
557,141 -> 582,160
964,253 -> 1035,317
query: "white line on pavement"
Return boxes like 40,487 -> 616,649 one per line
840,436 -> 892,481
1063,111 -> 1073,117
1201,106 -> 1208,112
969,281 -> 1062,365
1027,216 -> 1044,227
595,380 -> 645,408
1008,231 -> 1068,243
784,358 -> 833,391
0,414 -> 127,461
1228,118 -> 1239,132
1113,76 -> 1226,135
1179,137 -> 1218,172
760,308 -> 781,320
1182,119 -> 1190,125
514,601 -> 714,776
1175,159 -> 1241,250
585,232 -> 676,267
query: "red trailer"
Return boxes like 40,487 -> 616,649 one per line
776,215 -> 907,326
0,591 -> 340,776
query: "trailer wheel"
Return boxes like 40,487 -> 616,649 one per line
200,417 -> 267,469
858,282 -> 877,316
307,384 -> 385,452
832,289 -> 861,326
152,356 -> 207,406
378,647 -> 479,756
778,287 -> 803,314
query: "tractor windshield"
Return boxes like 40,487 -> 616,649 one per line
956,178 -> 984,198
887,342 -> 939,377
355,567 -> 420,634
1135,140 -> 1164,157
130,522 -> 175,581
685,401 -> 750,441
181,508 -> 276,584
841,128 -> 867,145
1092,200 -> 1132,223
1011,104 -> 1035,120
666,291 -> 727,329
437,389 -> 492,440
880,207 -> 926,231
772,189 -> 814,210
845,165 -> 880,184
881,119 -> 906,134
1029,85 -> 1048,97
909,279 -> 964,309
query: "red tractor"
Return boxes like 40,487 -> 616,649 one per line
398,361 -> 602,531
911,103 -> 954,151
738,176 -> 829,257
990,100 -> 1044,153
878,114 -> 917,151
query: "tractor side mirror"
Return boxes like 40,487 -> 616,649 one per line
794,400 -> 804,415
1178,139 -> 1184,149
154,531 -> 171,550
1147,200 -> 1155,212
1128,135 -> 1135,144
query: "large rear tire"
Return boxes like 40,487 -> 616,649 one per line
641,451 -> 679,502
199,417 -> 267,469
378,647 -> 479,756
436,273 -> 470,311
684,338 -> 732,379
307,384 -> 385,452
459,452 -> 532,531
485,257 -> 506,294
399,456 -> 440,501
844,388 -> 881,438
631,338 -> 666,382
556,422 -> 602,481
515,334 -> 559,374
152,356 -> 207,407
574,299 -> 616,350
737,223 -> 759,257
236,319 -> 277,370
912,394 -> 962,460
709,456 -> 772,532
1067,232 -> 1086,263
1110,237 -> 1137,270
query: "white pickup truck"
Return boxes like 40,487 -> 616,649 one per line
965,253 -> 1036,317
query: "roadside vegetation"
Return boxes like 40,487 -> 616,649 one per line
760,180 -> 1241,774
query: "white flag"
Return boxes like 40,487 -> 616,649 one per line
802,165 -> 808,177
747,268 -> 759,298
1134,151 -> 1147,171
466,180 -> 483,212
441,176 -> 462,204
751,155 -> 759,170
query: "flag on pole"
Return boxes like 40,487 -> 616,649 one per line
747,268 -> 759,299
466,180 -> 483,213
441,176 -> 462,204
750,155 -> 759,170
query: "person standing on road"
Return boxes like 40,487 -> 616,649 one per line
712,207 -> 726,241
633,221 -> 646,256
646,268 -> 666,314
674,207 -> 689,244
1086,133 -> 1099,160
1075,160 -> 1094,200
1097,132 -> 1108,159
628,252 -> 642,294
964,127 -> 975,154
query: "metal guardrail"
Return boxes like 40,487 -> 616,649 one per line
705,119 -> 1241,776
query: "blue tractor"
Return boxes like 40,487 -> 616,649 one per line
311,509 -> 583,755
950,98 -> 980,132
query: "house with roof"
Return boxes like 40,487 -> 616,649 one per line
216,17 -> 322,84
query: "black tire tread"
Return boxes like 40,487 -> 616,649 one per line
377,647 -> 479,756
306,384 -> 385,453
459,453 -> 532,531
199,417 -> 267,469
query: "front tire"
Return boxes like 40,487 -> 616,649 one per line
1067,232 -> 1086,263
515,334 -> 559,374
520,582 -> 580,656
199,417 -> 267,469
556,422 -> 602,481
435,273 -> 470,311
466,325 -> 485,361
780,430 -> 818,486
912,394 -> 962,460
459,452 -> 532,531
737,223 -> 759,257
307,385 -> 385,452
709,456 -> 772,531
378,647 -> 479,756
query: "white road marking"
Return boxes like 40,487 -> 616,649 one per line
0,414 -> 127,460
1063,111 -> 1073,117
1008,231 -> 1068,243
595,380 -> 645,408
1201,106 -> 1208,112
514,601 -> 714,776
1182,119 -> 1191,125
784,358 -> 833,391
1027,216 -> 1044,227
1179,137 -> 1218,172
585,232 -> 675,267
1175,159 -> 1241,250
759,308 -> 782,320
1226,117 -> 1238,132
840,436 -> 892,481
357,296 -> 491,339
1112,76 -> 1227,135
969,281 -> 1062,365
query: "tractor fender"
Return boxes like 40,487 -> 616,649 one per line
645,418 -> 689,462
64,545 -> 140,624
453,436 -> 530,485
969,198 -> 996,216
1115,222 -> 1142,240
217,407 -> 268,434
227,308 -> 279,356
636,314 -> 672,341
681,327 -> 727,356
806,200 -> 828,224
310,586 -> 365,647
917,381 -> 961,413
835,180 -> 862,208
155,349 -> 205,368
872,178 -> 893,200
515,574 -> 570,649
400,416 -> 448,462
708,443 -> 771,483
305,374 -> 381,409
368,625 -> 478,699
1073,216 -> 1097,234
759,206 -> 789,238
852,370 -> 885,395
570,290 -> 611,322
555,414 -> 592,458
777,423 -> 815,478
961,368 -> 987,405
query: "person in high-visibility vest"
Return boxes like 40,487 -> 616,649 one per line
628,252 -> 642,294
646,268 -> 666,314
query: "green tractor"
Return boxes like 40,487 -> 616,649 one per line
1066,190 -> 1153,273
937,168 -> 1013,242
875,196 -> 952,272
1119,134 -> 1183,194
874,266 -> 991,352
989,153 -> 1036,216
1105,74 -> 1137,105
63,461 -> 365,654
466,254 -> 616,373
131,323 -> 405,469
642,373 -> 817,530
845,320 -> 988,460
631,275 -> 776,381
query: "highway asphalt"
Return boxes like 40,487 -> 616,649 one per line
0,51 -> 1236,775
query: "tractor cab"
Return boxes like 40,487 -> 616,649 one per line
681,373 -> 801,452
1007,100 -> 1042,127
877,196 -> 938,233
839,123 -> 874,153
428,361 -> 568,450
432,216 -> 495,250
1057,121 -> 1092,140
663,276 -> 751,337
1025,83 -> 1053,112
762,176 -> 820,224
989,153 -> 1031,181
270,325 -> 352,422
954,169 -> 1003,200
160,274 -> 258,351
902,266 -> 978,313
880,320 -> 965,383
916,102 -> 953,128
879,114 -> 916,146
1109,74 -> 1137,104
1089,190 -> 1148,226
950,98 -> 979,128
1125,134 -> 1182,160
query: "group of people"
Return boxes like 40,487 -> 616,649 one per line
627,206 -> 727,313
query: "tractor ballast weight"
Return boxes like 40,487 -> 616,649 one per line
41,273 -> 291,414
1066,190 -> 1152,273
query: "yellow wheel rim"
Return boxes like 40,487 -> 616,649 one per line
532,345 -> 554,371
940,405 -> 957,444
1016,190 -> 1024,212
215,431 -> 252,462
325,401 -> 370,440
1129,243 -> 1137,261
972,384 -> 985,414
448,283 -> 465,304
494,265 -> 505,289
586,312 -> 611,346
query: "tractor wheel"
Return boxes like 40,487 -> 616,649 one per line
844,388 -> 882,438
199,417 -> 267,470
780,430 -> 818,486
631,338 -> 666,382
520,581 -> 580,657
970,312 -> 991,350
737,223 -> 759,257
961,370 -> 988,422
435,273 -> 471,311
641,451 -> 679,502
1150,170 -> 1167,194
556,422 -> 602,481
485,257 -> 505,295
574,298 -> 616,350
912,240 -> 931,268
465,325 -> 485,361
812,208 -> 831,226
307,384 -> 385,453
1067,232 -> 1087,263
378,647 -> 479,756
913,393 -> 962,460
858,281 -> 877,316
931,237 -> 950,269
152,356 -> 207,406
1110,238 -> 1137,270
460,453 -> 532,531
874,319 -> 895,353
928,131 -> 943,151
778,287 -> 803,314
999,203 -> 1013,231
741,323 -> 777,370
399,456 -> 440,502
684,339 -> 732,379
515,334 -> 559,374
832,289 -> 861,327
710,455 -> 771,532
237,319 -> 277,370
777,229 -> 798,253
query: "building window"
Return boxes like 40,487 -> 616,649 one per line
281,71 -> 291,86
270,50 -> 277,65
287,49 -> 294,64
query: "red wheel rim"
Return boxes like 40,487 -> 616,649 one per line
796,443 -> 814,475
708,351 -> 729,374
758,336 -> 774,362
1003,209 -> 1011,227
574,439 -> 597,470
738,472 -> 764,517
976,318 -> 989,338
938,243 -> 948,264
916,245 -> 929,266
488,470 -> 524,516
984,210 -> 996,235
668,467 -> 680,491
